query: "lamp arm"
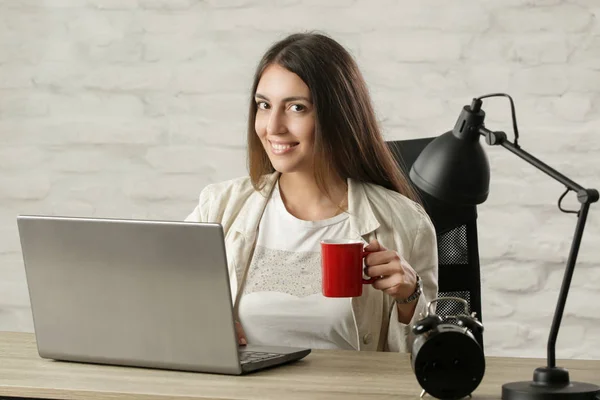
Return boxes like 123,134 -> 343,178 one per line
544,201 -> 591,368
479,126 -> 599,369
479,126 -> 592,195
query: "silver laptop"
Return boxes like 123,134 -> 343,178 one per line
16,215 -> 311,375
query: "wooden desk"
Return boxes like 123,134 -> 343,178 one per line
1,332 -> 599,400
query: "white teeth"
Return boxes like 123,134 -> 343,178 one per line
271,142 -> 297,150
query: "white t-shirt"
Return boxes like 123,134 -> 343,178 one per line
238,182 -> 360,350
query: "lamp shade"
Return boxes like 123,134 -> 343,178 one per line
409,129 -> 491,206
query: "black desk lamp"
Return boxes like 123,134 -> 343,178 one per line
409,93 -> 599,400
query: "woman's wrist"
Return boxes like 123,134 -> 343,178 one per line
394,274 -> 422,304
394,275 -> 422,324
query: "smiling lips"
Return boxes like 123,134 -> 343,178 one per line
269,140 -> 299,155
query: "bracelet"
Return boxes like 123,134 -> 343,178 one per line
395,275 -> 422,304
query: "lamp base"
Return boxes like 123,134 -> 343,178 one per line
502,367 -> 600,400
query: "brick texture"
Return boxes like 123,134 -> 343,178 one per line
1,0 -> 598,360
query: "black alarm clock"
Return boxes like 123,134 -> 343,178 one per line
411,297 -> 485,400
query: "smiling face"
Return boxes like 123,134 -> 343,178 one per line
254,63 -> 316,175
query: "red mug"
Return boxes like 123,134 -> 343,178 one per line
321,239 -> 376,297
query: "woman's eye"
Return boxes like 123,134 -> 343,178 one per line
257,102 -> 270,110
290,104 -> 305,112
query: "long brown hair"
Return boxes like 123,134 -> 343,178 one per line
247,32 -> 420,203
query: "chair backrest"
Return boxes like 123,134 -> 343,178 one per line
387,138 -> 484,349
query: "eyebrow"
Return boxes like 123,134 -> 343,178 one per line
255,93 -> 312,103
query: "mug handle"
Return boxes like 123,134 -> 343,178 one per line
361,250 -> 377,284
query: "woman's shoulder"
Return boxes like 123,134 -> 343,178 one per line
200,175 -> 256,199
359,181 -> 433,234
362,182 -> 428,218
187,173 -> 277,224
198,172 -> 278,207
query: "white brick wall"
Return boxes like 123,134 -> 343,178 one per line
1,0 -> 599,360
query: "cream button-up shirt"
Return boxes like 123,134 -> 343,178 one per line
186,172 -> 438,352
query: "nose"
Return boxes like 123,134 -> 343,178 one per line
266,110 -> 287,136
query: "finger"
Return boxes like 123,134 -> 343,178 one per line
371,275 -> 403,292
235,321 -> 247,346
364,239 -> 385,252
365,261 -> 403,278
365,250 -> 400,267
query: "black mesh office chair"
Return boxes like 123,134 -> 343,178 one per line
388,138 -> 484,349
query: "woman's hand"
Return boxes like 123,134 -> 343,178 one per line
235,320 -> 247,346
364,239 -> 419,323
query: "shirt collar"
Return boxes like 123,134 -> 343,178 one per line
232,172 -> 278,237
347,178 -> 380,237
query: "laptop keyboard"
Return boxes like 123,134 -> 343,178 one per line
239,351 -> 285,365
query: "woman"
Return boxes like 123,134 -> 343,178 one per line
186,32 -> 438,352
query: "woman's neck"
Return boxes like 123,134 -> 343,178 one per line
278,172 -> 347,222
